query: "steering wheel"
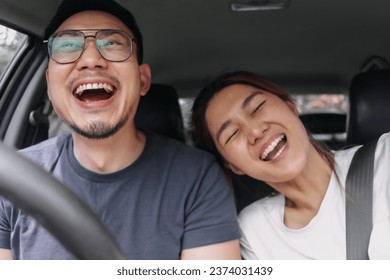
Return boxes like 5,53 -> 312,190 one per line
0,141 -> 126,259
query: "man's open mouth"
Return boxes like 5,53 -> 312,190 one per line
260,134 -> 287,161
73,83 -> 116,102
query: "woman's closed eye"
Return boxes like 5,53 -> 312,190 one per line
251,100 -> 266,115
225,129 -> 239,145
223,100 -> 266,145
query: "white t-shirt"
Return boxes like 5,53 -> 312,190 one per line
238,132 -> 390,259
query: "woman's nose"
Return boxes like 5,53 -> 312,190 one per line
247,123 -> 268,144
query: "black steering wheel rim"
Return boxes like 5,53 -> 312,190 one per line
0,141 -> 126,259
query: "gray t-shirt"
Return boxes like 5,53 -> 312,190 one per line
0,133 -> 239,259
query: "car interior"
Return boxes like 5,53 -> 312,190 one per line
1,0 -> 390,257
2,0 -> 390,148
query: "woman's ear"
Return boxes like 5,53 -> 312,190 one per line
226,162 -> 245,175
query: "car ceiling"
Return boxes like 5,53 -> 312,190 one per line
1,0 -> 390,97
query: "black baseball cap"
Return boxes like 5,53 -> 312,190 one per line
44,0 -> 144,63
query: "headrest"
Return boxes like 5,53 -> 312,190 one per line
347,70 -> 390,145
134,83 -> 186,142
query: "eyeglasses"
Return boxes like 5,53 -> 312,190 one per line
43,29 -> 136,64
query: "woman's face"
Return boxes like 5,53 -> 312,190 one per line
205,84 -> 311,183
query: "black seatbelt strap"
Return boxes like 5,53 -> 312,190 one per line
345,139 -> 377,259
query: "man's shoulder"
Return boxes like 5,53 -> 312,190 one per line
19,134 -> 70,164
149,133 -> 215,161
145,133 -> 220,179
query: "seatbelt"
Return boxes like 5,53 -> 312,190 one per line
345,139 -> 377,260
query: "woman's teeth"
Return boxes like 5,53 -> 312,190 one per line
261,134 -> 286,161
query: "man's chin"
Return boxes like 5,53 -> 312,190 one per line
69,119 -> 127,140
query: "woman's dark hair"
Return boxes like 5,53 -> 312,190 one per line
191,70 -> 335,179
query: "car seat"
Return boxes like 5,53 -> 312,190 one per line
134,83 -> 185,142
300,112 -> 347,150
347,69 -> 390,145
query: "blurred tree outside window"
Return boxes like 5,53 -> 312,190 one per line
293,94 -> 348,114
0,24 -> 27,77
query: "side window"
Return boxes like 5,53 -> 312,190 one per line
0,24 -> 28,79
179,97 -> 195,144
293,94 -> 348,114
294,93 -> 348,150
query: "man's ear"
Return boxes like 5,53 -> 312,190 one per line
139,64 -> 151,96
45,69 -> 52,101
226,162 -> 245,175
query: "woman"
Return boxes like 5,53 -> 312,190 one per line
191,70 -> 390,259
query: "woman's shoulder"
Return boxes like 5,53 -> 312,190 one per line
376,131 -> 390,147
373,131 -> 390,177
332,132 -> 390,186
334,131 -> 390,168
333,142 -> 361,181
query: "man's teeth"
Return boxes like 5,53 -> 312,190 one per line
261,134 -> 286,161
75,83 -> 114,95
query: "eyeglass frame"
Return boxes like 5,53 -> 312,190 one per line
43,29 -> 137,64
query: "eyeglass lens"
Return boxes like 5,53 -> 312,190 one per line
48,30 -> 133,64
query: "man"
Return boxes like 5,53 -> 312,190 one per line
0,0 -> 240,259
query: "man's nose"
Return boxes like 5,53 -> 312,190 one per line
76,38 -> 107,69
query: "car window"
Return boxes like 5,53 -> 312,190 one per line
178,98 -> 194,141
294,93 -> 348,149
0,24 -> 28,79
293,93 -> 348,114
